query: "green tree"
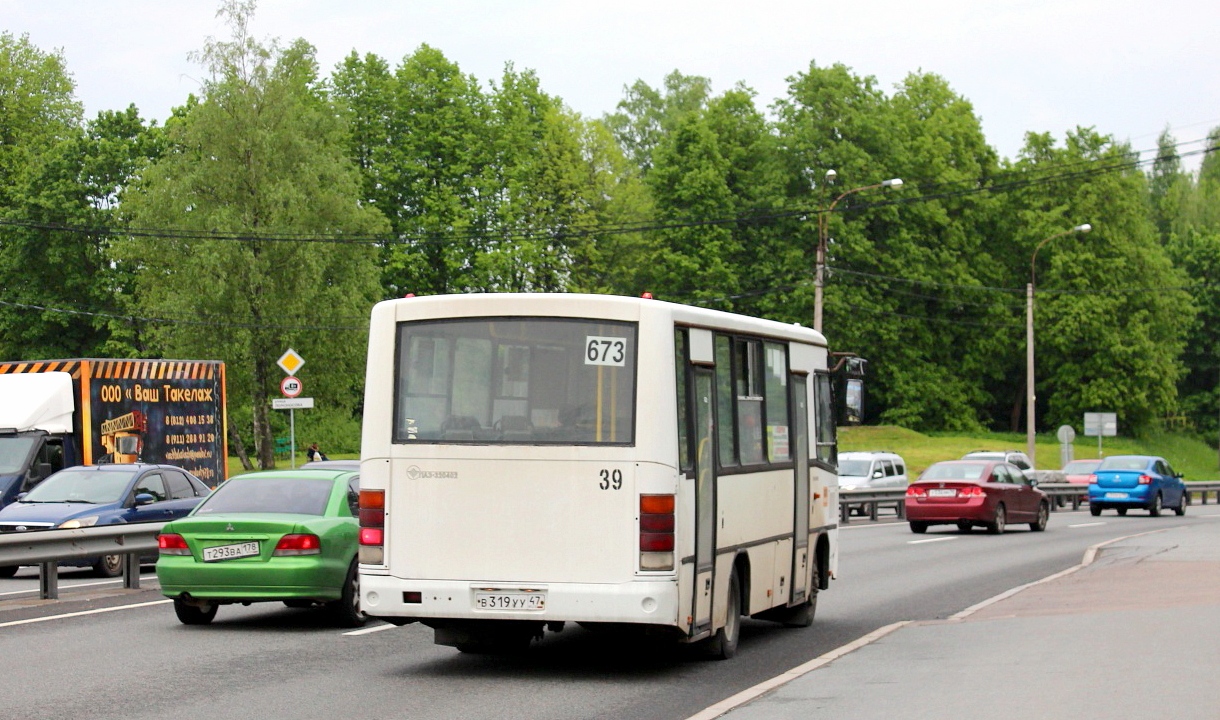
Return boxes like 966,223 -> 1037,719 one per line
115,1 -> 386,469
604,71 -> 712,174
643,114 -> 739,306
1009,129 -> 1193,435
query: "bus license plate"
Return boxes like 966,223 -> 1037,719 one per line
474,592 -> 546,611
203,541 -> 260,562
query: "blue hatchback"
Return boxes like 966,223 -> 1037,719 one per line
0,464 -> 211,577
1088,455 -> 1187,517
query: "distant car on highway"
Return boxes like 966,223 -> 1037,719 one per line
1062,458 -> 1103,485
906,460 -> 1049,535
0,464 -> 209,578
156,468 -> 365,627
1088,455 -> 1186,517
961,450 -> 1036,481
838,451 -> 908,490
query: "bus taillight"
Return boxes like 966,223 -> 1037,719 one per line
359,489 -> 386,564
640,494 -> 675,571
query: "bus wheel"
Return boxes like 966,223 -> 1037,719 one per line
703,570 -> 741,660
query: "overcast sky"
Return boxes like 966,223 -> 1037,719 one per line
4,0 -> 1217,171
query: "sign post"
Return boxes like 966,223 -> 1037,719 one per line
276,350 -> 308,468
1083,412 -> 1117,458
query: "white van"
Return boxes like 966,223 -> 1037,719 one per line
838,451 -> 909,489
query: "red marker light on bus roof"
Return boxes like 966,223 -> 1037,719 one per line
641,292 -> 653,299
404,293 -> 415,298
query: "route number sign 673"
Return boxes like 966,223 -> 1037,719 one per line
585,336 -> 627,366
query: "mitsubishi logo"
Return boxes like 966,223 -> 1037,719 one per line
226,523 -> 235,531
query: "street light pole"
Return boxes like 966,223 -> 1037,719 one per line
1026,223 -> 1092,470
814,176 -> 902,332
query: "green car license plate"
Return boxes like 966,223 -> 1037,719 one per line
203,541 -> 260,562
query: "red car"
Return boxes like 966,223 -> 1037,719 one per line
1061,458 -> 1103,485
905,460 -> 1050,534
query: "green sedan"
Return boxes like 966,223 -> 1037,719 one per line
156,467 -> 365,627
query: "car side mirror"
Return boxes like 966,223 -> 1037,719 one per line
16,492 -> 27,501
134,493 -> 156,506
872,471 -> 884,479
1029,478 -> 1038,487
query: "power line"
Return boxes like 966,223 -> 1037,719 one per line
1,133 -> 1212,249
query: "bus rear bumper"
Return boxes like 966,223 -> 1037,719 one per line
359,573 -> 680,627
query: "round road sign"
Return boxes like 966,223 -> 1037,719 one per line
281,376 -> 303,398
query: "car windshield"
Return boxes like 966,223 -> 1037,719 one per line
838,460 -> 871,477
0,436 -> 38,474
1098,457 -> 1150,471
1063,460 -> 1101,474
22,469 -> 137,504
195,477 -> 334,516
921,463 -> 987,481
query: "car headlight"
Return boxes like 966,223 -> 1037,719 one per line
59,516 -> 100,529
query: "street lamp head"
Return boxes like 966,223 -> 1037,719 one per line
1075,223 -> 1092,233
881,178 -> 903,188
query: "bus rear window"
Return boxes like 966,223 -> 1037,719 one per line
394,318 -> 637,445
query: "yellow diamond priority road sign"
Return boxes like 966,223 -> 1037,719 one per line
277,348 -> 305,376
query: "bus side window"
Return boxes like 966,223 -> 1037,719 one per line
675,329 -> 692,472
813,373 -> 837,466
715,335 -> 737,467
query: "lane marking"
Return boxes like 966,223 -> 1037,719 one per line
0,599 -> 171,629
0,574 -> 158,598
683,621 -> 910,720
343,622 -> 395,636
1068,522 -> 1106,528
950,527 -> 1173,621
907,536 -> 957,545
687,524 -> 1188,720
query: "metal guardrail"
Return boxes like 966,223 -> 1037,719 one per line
0,522 -> 165,600
842,481 -> 1220,525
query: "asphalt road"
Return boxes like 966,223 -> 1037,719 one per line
1,507 -> 1213,720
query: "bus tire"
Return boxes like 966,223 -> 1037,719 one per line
703,570 -> 741,660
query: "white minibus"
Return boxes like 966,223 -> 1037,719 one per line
357,293 -> 840,658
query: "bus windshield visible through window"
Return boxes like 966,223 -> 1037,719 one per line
394,318 -> 637,445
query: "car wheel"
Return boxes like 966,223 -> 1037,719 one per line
1089,504 -> 1102,517
1149,493 -> 1162,517
702,569 -> 741,660
173,598 -> 218,625
1030,502 -> 1049,532
1175,493 -> 1187,516
0,566 -> 18,579
909,521 -> 929,534
956,521 -> 972,533
987,504 -> 1006,535
93,554 -> 124,578
328,559 -> 368,629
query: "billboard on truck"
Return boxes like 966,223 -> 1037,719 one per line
0,359 -> 228,486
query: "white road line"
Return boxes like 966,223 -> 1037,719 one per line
0,575 -> 157,598
684,621 -> 910,720
907,536 -> 957,545
0,599 -> 171,629
1068,522 -> 1106,528
343,622 -> 395,636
